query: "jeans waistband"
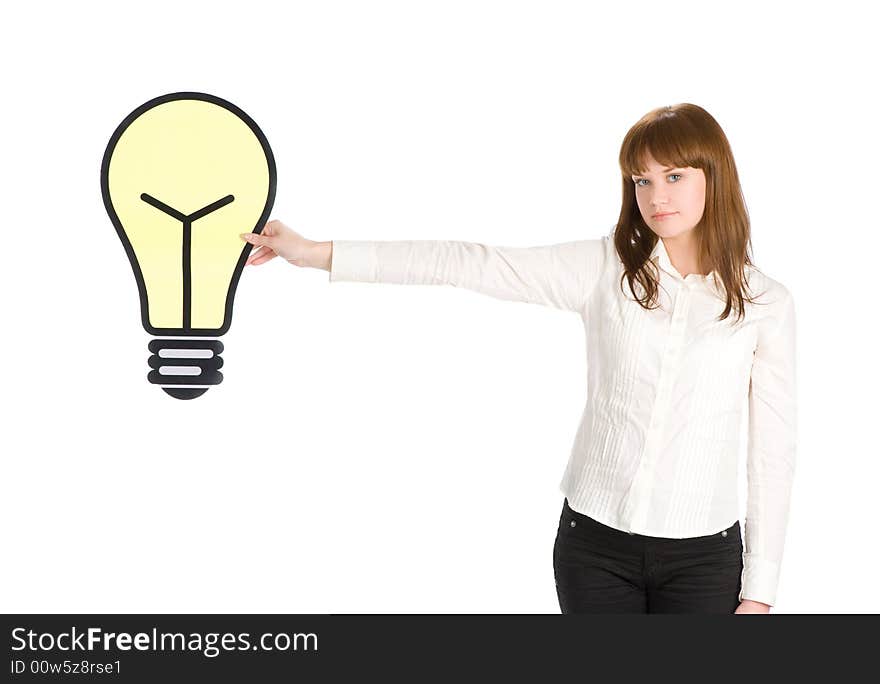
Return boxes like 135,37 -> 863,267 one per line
562,498 -> 741,552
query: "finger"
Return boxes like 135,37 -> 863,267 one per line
251,251 -> 278,266
240,233 -> 270,247
246,246 -> 269,263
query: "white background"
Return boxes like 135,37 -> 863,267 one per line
2,0 -> 877,614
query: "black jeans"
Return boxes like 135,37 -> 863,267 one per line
553,498 -> 743,614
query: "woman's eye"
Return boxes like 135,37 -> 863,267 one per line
634,174 -> 681,187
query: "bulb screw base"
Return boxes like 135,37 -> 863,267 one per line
147,338 -> 224,400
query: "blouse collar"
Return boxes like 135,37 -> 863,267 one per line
649,236 -> 717,285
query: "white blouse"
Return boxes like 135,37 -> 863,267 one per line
328,225 -> 797,607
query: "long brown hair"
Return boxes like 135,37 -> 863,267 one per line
614,103 -> 764,324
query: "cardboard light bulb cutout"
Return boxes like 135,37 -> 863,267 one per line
101,92 -> 276,399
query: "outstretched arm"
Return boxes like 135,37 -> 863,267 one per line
328,236 -> 608,313
243,220 -> 609,314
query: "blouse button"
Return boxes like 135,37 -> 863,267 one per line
570,520 -> 576,528
721,530 -> 728,537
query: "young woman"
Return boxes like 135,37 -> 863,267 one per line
240,103 -> 796,614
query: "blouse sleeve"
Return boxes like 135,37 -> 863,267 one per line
740,288 -> 798,607
327,236 -> 609,314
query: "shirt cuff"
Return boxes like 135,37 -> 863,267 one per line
328,240 -> 378,283
739,553 -> 780,606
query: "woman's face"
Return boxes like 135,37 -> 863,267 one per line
631,153 -> 706,239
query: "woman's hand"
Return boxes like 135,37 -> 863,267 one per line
240,219 -> 332,271
734,599 -> 771,614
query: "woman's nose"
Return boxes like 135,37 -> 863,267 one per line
650,194 -> 669,207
